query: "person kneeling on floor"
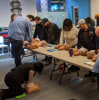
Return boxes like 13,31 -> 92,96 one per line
0,61 -> 44,100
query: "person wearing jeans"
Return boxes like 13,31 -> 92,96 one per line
93,56 -> 99,90
9,38 -> 23,67
8,16 -> 33,67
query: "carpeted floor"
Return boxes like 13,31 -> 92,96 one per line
0,53 -> 99,100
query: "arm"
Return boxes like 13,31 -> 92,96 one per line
33,25 -> 37,38
26,21 -> 33,42
53,24 -> 60,39
71,28 -> 79,47
96,36 -> 99,50
27,70 -> 35,88
77,31 -> 82,49
27,70 -> 34,83
60,29 -> 64,45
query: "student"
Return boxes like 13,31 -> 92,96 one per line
0,61 -> 44,100
59,18 -> 80,72
60,18 -> 79,47
93,57 -> 99,90
42,18 -> 60,45
77,19 -> 96,50
27,15 -> 35,34
93,27 -> 99,89
42,18 -> 61,65
8,15 -> 33,67
77,19 -> 96,81
10,14 -> 17,24
33,16 -> 46,41
84,17 -> 95,27
9,14 -> 17,57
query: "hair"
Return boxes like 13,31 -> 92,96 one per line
27,15 -> 34,21
33,62 -> 44,74
10,14 -> 16,23
63,18 -> 72,29
34,16 -> 41,21
85,17 -> 91,23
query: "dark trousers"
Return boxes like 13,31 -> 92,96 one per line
9,38 -> 23,67
2,72 -> 24,100
96,73 -> 99,90
45,56 -> 52,63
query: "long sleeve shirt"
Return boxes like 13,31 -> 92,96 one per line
45,22 -> 60,44
33,23 -> 46,41
60,25 -> 79,47
77,26 -> 96,50
8,16 -> 33,42
93,56 -> 99,73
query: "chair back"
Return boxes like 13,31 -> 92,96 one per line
0,36 -> 4,44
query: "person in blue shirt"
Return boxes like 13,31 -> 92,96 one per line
8,15 -> 33,67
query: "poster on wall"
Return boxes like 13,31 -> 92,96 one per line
51,0 -> 65,12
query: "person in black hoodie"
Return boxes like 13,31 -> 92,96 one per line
77,19 -> 96,81
33,16 -> 46,41
0,61 -> 44,100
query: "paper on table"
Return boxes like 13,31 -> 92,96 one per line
47,49 -> 58,52
47,45 -> 56,47
84,62 -> 95,66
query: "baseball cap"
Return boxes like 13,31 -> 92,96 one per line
42,18 -> 48,24
77,19 -> 85,27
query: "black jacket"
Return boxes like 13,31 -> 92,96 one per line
33,23 -> 46,40
44,22 -> 61,44
77,26 -> 96,50
96,36 -> 99,50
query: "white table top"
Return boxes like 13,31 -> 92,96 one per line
32,46 -> 94,71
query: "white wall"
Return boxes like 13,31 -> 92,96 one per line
0,0 -> 11,27
21,0 -> 37,17
90,0 -> 99,19
0,0 -> 37,27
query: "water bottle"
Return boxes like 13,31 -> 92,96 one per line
69,48 -> 73,57
33,55 -> 36,61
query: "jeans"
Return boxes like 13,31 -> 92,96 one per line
2,72 -> 24,100
9,38 -> 23,67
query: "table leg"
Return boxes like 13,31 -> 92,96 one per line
59,62 -> 67,85
76,71 -> 79,77
32,51 -> 38,60
50,58 -> 56,80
